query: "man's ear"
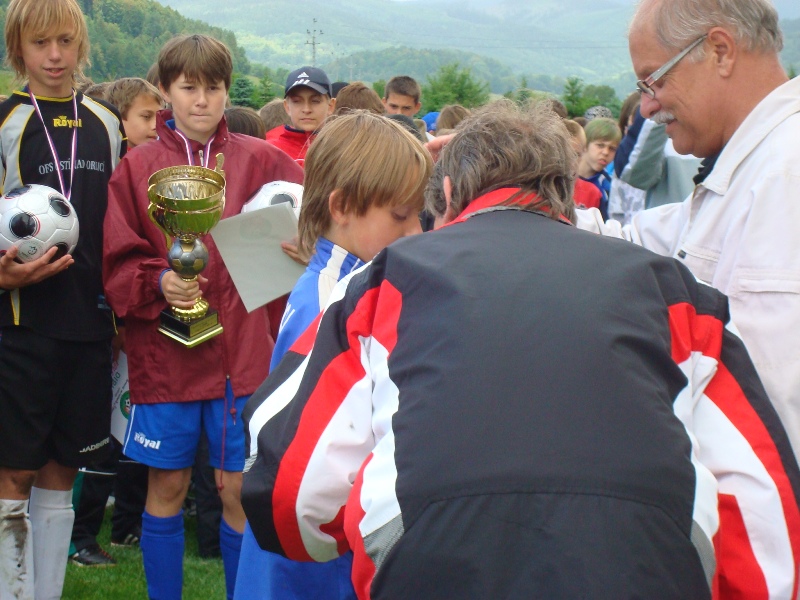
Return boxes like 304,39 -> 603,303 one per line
328,190 -> 348,226
707,26 -> 737,78
442,176 -> 457,223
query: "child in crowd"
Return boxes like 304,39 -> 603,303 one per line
382,75 -> 422,117
0,0 -> 125,596
69,76 -> 164,568
103,34 -> 302,600
236,110 -> 433,600
333,82 -> 385,115
266,66 -> 334,165
564,119 -> 602,211
106,77 -> 164,149
576,117 -> 621,220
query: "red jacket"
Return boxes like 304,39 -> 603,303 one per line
573,178 -> 602,210
103,111 -> 303,404
266,125 -> 315,166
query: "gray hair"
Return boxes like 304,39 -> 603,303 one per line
424,100 -> 575,222
633,0 -> 783,55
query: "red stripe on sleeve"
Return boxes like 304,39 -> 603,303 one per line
345,455 -> 376,600
273,280 -> 404,561
705,361 -> 800,596
713,494 -> 769,600
670,302 -> 800,597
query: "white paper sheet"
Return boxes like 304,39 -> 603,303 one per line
210,203 -> 305,312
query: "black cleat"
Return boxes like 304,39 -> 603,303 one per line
70,544 -> 117,567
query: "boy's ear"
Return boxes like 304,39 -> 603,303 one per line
158,84 -> 171,104
328,190 -> 348,225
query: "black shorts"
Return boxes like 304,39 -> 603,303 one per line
0,326 -> 112,470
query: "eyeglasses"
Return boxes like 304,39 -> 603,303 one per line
636,35 -> 707,98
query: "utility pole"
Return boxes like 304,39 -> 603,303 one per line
306,19 -> 323,67
347,57 -> 357,82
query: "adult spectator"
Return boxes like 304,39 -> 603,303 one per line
577,2 -> 800,593
242,101 -> 800,599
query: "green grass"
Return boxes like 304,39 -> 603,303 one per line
0,70 -> 18,97
62,508 -> 225,599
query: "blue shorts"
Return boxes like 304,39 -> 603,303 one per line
123,380 -> 247,471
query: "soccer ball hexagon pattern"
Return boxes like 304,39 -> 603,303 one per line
241,181 -> 304,218
0,184 -> 79,263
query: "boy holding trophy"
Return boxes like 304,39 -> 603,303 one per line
103,34 -> 302,600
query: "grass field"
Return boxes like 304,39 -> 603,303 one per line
62,507 -> 225,599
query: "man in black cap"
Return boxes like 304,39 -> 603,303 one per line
265,66 -> 334,166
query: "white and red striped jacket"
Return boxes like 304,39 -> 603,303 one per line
244,190 -> 800,599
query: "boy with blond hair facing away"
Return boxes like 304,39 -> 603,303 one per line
382,75 -> 422,117
236,111 -> 432,600
105,77 -> 164,149
577,117 -> 621,221
0,0 -> 126,596
103,34 -> 302,600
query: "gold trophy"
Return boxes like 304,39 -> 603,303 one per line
147,155 -> 226,348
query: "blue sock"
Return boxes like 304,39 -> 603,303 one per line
220,518 -> 243,600
141,510 -> 184,600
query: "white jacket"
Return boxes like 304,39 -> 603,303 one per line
577,76 -> 800,462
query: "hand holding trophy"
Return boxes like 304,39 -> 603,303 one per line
147,154 -> 226,347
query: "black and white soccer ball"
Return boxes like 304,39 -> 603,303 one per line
241,181 -> 304,218
0,184 -> 79,263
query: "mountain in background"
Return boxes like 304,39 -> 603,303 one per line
156,0 -> 800,95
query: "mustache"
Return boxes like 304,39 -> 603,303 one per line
651,111 -> 676,125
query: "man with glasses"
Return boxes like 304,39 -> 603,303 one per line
577,0 -> 800,596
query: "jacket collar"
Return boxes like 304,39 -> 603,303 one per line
702,76 -> 800,195
448,187 -> 573,226
155,109 -> 229,160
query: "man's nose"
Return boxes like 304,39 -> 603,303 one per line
639,93 -> 660,119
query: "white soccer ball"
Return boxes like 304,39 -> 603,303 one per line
242,181 -> 304,218
0,184 -> 79,263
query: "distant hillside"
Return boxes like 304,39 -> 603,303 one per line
155,0 -> 800,96
157,0 -> 635,87
0,0 -> 251,83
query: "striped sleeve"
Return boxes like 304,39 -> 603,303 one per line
241,265 -> 399,571
669,294 -> 800,599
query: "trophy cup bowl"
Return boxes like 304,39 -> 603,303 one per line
147,161 -> 226,348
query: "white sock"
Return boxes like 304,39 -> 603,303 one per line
0,498 -> 34,600
29,488 -> 74,600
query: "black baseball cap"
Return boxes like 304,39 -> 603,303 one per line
284,67 -> 332,97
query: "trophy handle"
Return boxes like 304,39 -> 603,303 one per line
147,194 -> 173,252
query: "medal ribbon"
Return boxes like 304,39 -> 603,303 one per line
28,88 -> 78,201
174,128 -> 215,168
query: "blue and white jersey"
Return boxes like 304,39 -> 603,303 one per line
271,237 -> 363,370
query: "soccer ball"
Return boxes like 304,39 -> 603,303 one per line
242,181 -> 304,218
0,184 -> 79,263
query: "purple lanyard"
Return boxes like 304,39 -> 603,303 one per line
174,128 -> 215,168
28,89 -> 78,201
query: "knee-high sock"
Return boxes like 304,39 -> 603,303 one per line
0,499 -> 34,600
28,487 -> 74,600
141,511 -> 184,600
219,518 -> 243,600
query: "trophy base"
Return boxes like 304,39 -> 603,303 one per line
158,309 -> 223,348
